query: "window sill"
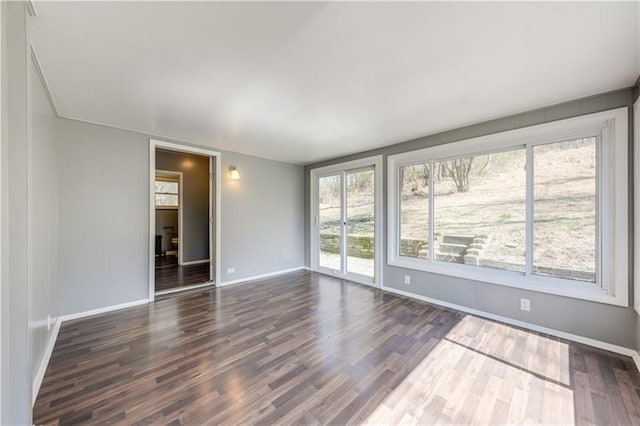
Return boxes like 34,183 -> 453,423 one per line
388,256 -> 625,307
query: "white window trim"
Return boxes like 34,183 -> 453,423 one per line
388,107 -> 628,307
155,173 -> 181,209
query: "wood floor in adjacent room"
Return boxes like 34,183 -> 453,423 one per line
155,255 -> 211,293
34,270 -> 640,425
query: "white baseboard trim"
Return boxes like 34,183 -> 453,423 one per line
218,266 -> 306,288
308,267 -> 380,289
155,281 -> 214,296
382,285 -> 639,360
59,299 -> 150,322
32,298 -> 150,405
30,275 -> 640,407
633,351 -> 640,373
32,317 -> 62,406
32,268 -> 301,404
181,259 -> 210,266
32,268 -> 304,403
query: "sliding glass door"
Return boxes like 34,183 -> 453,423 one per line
318,174 -> 343,271
312,157 -> 381,286
346,168 -> 375,277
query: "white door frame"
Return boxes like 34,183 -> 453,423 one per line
155,170 -> 183,264
149,139 -> 221,301
0,3 -> 4,419
309,155 -> 383,288
634,97 -> 640,316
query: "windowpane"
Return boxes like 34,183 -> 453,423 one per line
318,175 -> 342,270
433,149 -> 526,271
533,137 -> 596,283
399,164 -> 429,259
346,169 -> 375,277
155,194 -> 179,207
155,181 -> 178,194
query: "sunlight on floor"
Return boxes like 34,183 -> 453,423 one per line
363,315 -> 574,425
319,252 -> 374,277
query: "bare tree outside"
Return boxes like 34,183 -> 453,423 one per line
441,155 -> 491,193
318,138 -> 597,283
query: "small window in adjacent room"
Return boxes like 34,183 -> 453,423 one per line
387,108 -> 628,306
155,178 -> 179,208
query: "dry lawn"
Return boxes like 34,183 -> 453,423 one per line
319,138 -> 596,281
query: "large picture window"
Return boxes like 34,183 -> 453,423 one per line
399,163 -> 430,259
388,108 -> 628,306
434,149 -> 526,273
533,138 -> 597,282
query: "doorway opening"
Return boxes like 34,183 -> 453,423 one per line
310,155 -> 383,287
149,140 -> 221,300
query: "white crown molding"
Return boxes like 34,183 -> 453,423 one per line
57,113 -> 303,165
29,43 -> 59,117
26,0 -> 38,17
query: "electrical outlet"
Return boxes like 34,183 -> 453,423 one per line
404,275 -> 411,285
47,314 -> 51,331
227,267 -> 235,274
520,298 -> 531,312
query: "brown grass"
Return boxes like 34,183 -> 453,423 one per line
320,138 -> 597,280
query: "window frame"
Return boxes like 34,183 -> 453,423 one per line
155,175 -> 180,209
310,155 -> 384,288
387,108 -> 628,306
398,162 -> 432,260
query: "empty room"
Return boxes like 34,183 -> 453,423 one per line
2,1 -> 640,425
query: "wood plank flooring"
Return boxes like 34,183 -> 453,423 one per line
155,256 -> 211,292
34,270 -> 640,425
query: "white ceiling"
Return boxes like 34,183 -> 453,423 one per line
32,1 -> 639,164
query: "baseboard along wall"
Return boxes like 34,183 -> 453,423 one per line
32,268 -> 640,406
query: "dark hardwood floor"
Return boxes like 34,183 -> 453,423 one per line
155,255 -> 211,292
34,270 -> 640,425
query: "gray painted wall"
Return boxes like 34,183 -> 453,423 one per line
156,150 -> 209,262
221,151 -> 305,282
155,209 -> 178,253
56,119 -> 305,315
305,86 -> 639,350
2,2 -> 31,424
1,48 -> 304,421
29,49 -> 60,385
57,120 -> 152,315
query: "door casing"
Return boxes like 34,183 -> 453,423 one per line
309,155 -> 383,288
149,139 -> 221,301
